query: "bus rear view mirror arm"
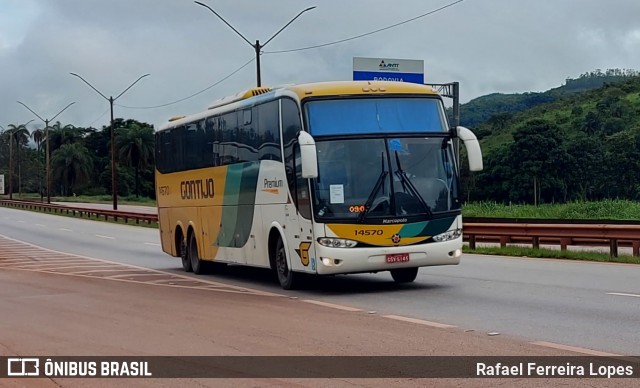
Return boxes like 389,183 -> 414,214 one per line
298,131 -> 319,179
457,126 -> 483,172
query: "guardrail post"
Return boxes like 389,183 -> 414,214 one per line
633,241 -> 640,257
469,234 -> 476,250
499,236 -> 509,248
532,236 -> 540,250
560,238 -> 571,252
610,239 -> 618,258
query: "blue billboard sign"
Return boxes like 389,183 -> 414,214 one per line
353,57 -> 424,84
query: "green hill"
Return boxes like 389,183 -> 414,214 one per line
458,69 -> 640,129
460,70 -> 640,205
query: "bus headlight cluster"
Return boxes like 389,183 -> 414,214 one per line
318,238 -> 358,248
432,229 -> 462,242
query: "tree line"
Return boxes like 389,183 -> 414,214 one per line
0,119 -> 155,199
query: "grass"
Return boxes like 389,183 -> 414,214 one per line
463,245 -> 640,264
462,199 -> 640,220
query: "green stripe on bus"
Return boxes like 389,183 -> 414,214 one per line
217,162 -> 260,248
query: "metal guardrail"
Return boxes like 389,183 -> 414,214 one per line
2,199 -> 638,257
0,200 -> 158,225
464,222 -> 640,257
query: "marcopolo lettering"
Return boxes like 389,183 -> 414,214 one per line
180,178 -> 215,200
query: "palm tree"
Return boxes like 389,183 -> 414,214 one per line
49,121 -> 84,152
31,128 -> 45,152
51,143 -> 93,196
31,128 -> 45,199
5,123 -> 31,198
116,123 -> 155,197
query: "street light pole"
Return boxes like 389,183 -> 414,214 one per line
194,1 -> 316,87
17,101 -> 75,204
69,72 -> 149,210
0,124 -> 5,197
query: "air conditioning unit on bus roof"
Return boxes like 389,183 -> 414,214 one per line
207,87 -> 273,110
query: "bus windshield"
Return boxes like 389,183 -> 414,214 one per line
312,137 -> 460,222
306,97 -> 448,136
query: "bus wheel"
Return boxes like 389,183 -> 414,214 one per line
188,233 -> 206,275
275,237 -> 297,290
180,237 -> 192,272
390,268 -> 418,283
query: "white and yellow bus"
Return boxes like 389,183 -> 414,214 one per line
155,81 -> 483,289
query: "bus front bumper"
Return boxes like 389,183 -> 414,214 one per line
313,237 -> 463,275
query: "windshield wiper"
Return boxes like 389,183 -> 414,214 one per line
357,153 -> 388,223
394,151 -> 433,218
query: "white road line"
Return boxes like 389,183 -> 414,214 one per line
95,235 -> 115,240
382,315 -> 456,329
144,242 -> 161,246
301,299 -> 362,312
35,224 -> 46,227
0,233 -> 284,298
59,228 -> 72,232
531,341 -> 622,356
607,292 -> 640,298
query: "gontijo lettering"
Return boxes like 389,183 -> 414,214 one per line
180,178 -> 215,200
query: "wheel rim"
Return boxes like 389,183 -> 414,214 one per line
180,239 -> 190,269
190,237 -> 198,268
276,247 -> 288,279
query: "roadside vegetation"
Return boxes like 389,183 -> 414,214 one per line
463,245 -> 640,265
462,199 -> 640,220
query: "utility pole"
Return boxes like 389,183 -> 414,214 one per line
194,1 -> 315,87
69,73 -> 149,210
17,101 -> 75,204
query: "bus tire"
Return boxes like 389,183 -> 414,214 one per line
180,237 -> 192,272
188,232 -> 206,275
390,267 -> 418,283
275,237 -> 297,290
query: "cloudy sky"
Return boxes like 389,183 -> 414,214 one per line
1,0 -> 639,132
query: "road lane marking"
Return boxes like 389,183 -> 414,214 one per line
382,315 -> 456,329
301,299 -> 362,312
531,341 -> 621,356
59,228 -> 72,232
95,235 -> 115,239
0,233 -> 284,298
607,292 -> 640,298
144,242 -> 161,246
35,224 -> 46,227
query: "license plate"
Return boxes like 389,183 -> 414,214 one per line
386,253 -> 410,263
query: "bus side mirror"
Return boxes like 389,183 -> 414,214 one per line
456,126 -> 483,171
298,131 -> 318,179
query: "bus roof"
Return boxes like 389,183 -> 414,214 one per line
283,80 -> 439,100
158,81 -> 440,131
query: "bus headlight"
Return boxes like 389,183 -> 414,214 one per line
432,229 -> 462,242
318,238 -> 358,248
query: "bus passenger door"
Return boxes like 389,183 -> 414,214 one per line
284,146 -> 316,274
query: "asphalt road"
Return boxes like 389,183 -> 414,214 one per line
2,206 -> 639,355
